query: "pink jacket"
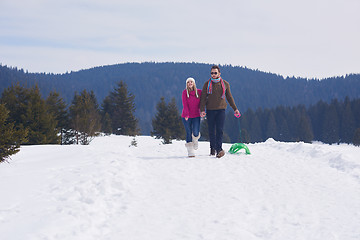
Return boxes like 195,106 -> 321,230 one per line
181,89 -> 202,118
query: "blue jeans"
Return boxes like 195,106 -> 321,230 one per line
206,109 -> 225,152
182,117 -> 200,143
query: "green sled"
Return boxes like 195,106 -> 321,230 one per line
229,143 -> 251,155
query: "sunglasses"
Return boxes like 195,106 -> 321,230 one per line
211,72 -> 218,75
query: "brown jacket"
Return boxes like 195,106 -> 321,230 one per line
200,79 -> 237,112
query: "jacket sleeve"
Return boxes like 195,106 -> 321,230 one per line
225,81 -> 238,111
199,81 -> 208,112
182,90 -> 189,118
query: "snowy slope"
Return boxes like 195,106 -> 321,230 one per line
1,135 -> 360,240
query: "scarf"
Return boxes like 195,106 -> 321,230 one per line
207,77 -> 225,99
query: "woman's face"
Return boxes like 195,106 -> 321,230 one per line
187,81 -> 194,90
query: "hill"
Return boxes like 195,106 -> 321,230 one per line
1,135 -> 360,239
1,62 -> 360,134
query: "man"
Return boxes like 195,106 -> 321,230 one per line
200,65 -> 240,158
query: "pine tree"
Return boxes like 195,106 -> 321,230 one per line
241,128 -> 251,143
101,112 -> 112,135
25,86 -> 59,144
322,101 -> 340,144
265,111 -> 277,140
0,104 -> 27,163
166,98 -> 185,140
0,84 -> 30,127
0,85 -> 59,144
224,111 -> 239,143
69,90 -> 101,145
151,97 -> 168,142
249,114 -> 262,143
308,100 -> 327,141
151,97 -> 184,144
353,128 -> 360,146
101,81 -> 139,136
46,91 -> 69,144
352,99 -> 360,130
297,114 -> 314,143
275,106 -> 291,142
339,97 -> 356,143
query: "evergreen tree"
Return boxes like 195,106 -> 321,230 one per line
101,112 -> 112,135
0,84 -> 30,127
249,113 -> 262,143
167,98 -> 185,140
265,111 -> 278,140
151,97 -> 184,144
352,99 -> 360,129
0,104 -> 27,163
224,111 -> 239,143
322,102 -> 340,144
0,85 -> 59,144
275,106 -> 291,142
152,97 -> 169,143
241,128 -> 251,143
101,81 -> 139,136
223,132 -> 231,143
239,112 -> 250,143
224,110 -> 250,143
339,97 -> 356,143
353,128 -> 360,146
297,114 -> 314,143
69,90 -> 101,145
25,86 -> 59,144
308,100 -> 327,141
291,106 -> 313,143
46,91 -> 69,144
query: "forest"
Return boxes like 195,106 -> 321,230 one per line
1,62 -> 360,134
1,82 -> 360,149
1,62 -> 360,161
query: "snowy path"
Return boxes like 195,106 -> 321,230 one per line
1,136 -> 360,240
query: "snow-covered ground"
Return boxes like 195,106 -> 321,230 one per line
1,135 -> 360,240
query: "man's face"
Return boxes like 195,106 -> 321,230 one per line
211,69 -> 220,78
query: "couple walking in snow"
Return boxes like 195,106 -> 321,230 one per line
181,65 -> 240,158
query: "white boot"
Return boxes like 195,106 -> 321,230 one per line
192,133 -> 201,150
185,142 -> 195,157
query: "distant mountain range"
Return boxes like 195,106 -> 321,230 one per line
1,62 -> 360,134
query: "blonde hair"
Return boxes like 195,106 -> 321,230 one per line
186,77 -> 199,98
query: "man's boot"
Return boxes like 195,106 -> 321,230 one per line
216,149 -> 225,158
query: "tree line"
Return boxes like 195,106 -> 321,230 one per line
2,82 -> 360,163
1,63 -> 360,135
151,96 -> 360,146
223,97 -> 360,145
0,82 -> 139,162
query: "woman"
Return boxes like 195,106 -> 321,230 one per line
181,77 -> 202,157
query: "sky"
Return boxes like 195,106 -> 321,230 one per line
0,0 -> 359,79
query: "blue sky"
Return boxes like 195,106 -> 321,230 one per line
0,0 -> 359,78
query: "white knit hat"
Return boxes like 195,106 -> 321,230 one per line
186,77 -> 198,98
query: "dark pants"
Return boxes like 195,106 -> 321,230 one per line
206,109 -> 225,152
182,117 -> 200,143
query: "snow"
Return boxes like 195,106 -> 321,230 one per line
1,135 -> 360,240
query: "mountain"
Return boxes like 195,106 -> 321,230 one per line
1,62 -> 360,134
1,135 -> 360,239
